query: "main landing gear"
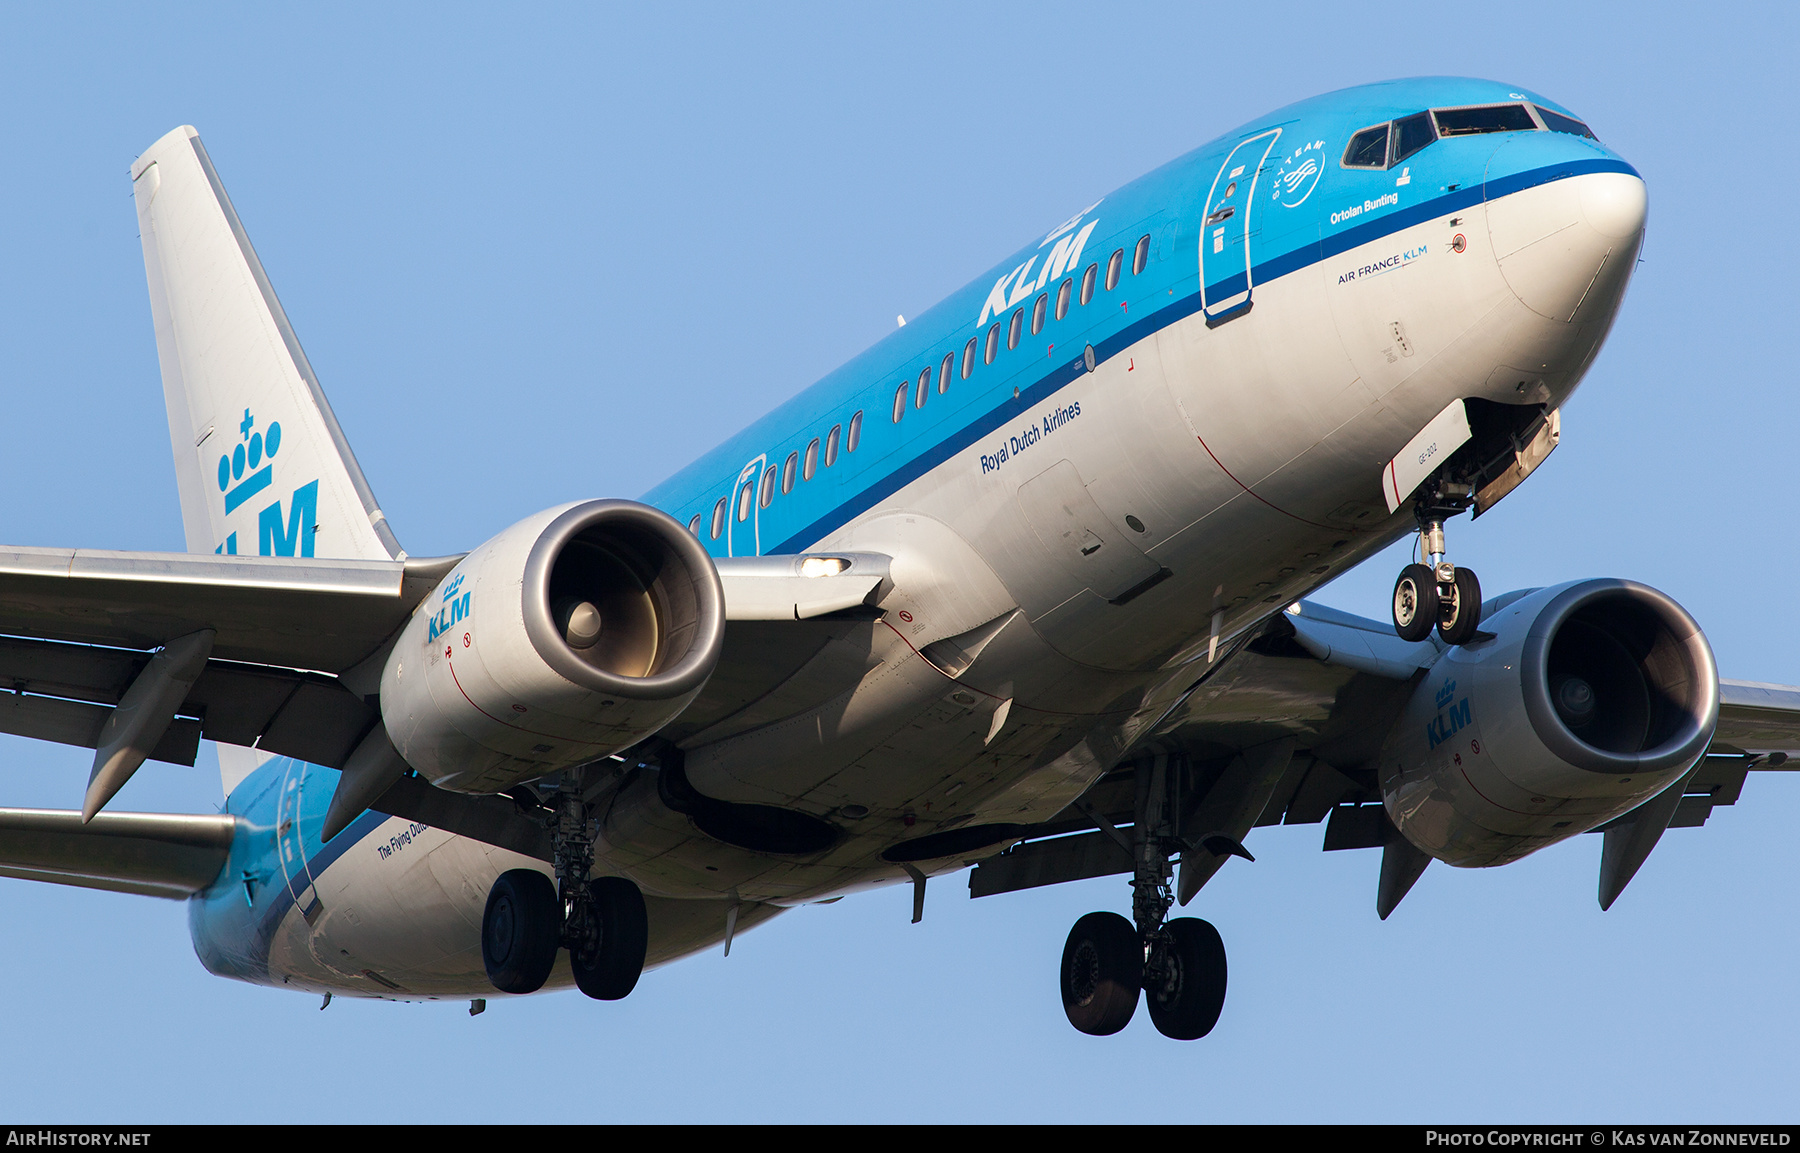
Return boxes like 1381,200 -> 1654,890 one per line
1060,755 -> 1230,1040
1392,485 -> 1482,646
481,787 -> 648,1000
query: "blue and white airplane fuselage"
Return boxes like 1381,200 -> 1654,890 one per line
169,76 -> 1650,999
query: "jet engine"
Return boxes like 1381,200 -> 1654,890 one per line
1379,579 -> 1718,867
380,500 -> 725,793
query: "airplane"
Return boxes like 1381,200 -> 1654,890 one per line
3,75 -> 1796,1042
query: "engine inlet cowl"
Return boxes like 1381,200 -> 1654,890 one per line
1379,579 -> 1718,868
380,499 -> 725,794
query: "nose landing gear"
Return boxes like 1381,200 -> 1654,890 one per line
1392,487 -> 1482,645
480,786 -> 648,1000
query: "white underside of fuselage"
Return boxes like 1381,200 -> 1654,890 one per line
253,171 -> 1645,998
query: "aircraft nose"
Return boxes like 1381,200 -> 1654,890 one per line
1487,171 -> 1646,324
1580,171 -> 1648,240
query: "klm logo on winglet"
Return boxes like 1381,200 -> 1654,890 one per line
213,408 -> 319,557
1427,678 -> 1472,750
427,573 -> 471,643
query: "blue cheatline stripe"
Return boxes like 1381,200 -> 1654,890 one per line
768,156 -> 1637,556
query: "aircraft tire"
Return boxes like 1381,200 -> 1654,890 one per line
1145,917 -> 1227,1041
1061,911 -> 1141,1036
571,876 -> 649,1001
1438,567 -> 1482,646
482,869 -> 560,995
1393,564 -> 1439,642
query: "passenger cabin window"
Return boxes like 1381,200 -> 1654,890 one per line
1080,262 -> 1097,305
1534,105 -> 1595,139
736,479 -> 754,522
1133,234 -> 1150,275
759,464 -> 777,509
961,336 -> 977,379
782,451 -> 798,494
847,410 -> 863,452
688,513 -> 701,536
1343,123 -> 1390,168
1392,111 -> 1436,164
1007,307 -> 1023,350
915,367 -> 930,409
825,424 -> 841,466
804,437 -> 819,480
985,322 -> 1000,365
1031,292 -> 1047,335
710,497 -> 727,539
1105,249 -> 1123,291
1434,104 -> 1536,138
1056,277 -> 1072,320
892,382 -> 907,423
938,351 -> 954,394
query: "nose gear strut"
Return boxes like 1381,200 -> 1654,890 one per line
1392,480 -> 1482,645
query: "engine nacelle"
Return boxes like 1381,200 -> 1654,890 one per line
1380,579 -> 1718,867
380,500 -> 725,793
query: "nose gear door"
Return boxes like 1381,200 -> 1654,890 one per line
1199,129 -> 1281,326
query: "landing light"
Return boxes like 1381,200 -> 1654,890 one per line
800,556 -> 851,578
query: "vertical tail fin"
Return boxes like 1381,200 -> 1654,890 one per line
131,125 -> 403,563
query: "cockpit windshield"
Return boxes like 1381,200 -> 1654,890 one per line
1433,104 -> 1538,137
1340,101 -> 1598,171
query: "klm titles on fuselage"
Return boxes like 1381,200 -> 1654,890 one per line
213,407 -> 320,558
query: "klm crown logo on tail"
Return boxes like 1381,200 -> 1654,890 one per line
213,407 -> 318,557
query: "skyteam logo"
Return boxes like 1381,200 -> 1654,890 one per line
213,407 -> 319,557
1271,140 -> 1326,208
427,572 -> 472,643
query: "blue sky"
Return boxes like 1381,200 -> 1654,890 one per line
1,2 -> 1797,1123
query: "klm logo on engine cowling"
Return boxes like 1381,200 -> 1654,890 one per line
213,407 -> 319,557
427,573 -> 471,643
1427,678 -> 1472,750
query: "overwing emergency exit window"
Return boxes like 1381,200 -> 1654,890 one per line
759,465 -> 777,509
1342,123 -> 1389,168
1432,104 -> 1535,138
710,497 -> 727,539
1534,105 -> 1596,139
1391,112 -> 1436,164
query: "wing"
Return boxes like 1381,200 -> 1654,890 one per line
0,546 -> 885,795
968,600 -> 1800,907
0,807 -> 237,899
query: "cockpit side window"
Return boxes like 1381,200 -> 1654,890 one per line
1391,112 -> 1436,164
1343,123 -> 1390,169
1433,104 -> 1536,138
1534,105 -> 1596,140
